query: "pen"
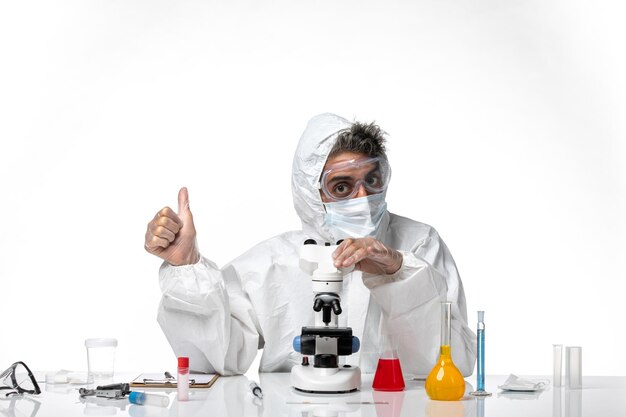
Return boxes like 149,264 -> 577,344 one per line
250,381 -> 263,399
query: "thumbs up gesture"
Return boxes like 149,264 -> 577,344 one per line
144,187 -> 200,265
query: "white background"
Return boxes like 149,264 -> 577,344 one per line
1,0 -> 624,377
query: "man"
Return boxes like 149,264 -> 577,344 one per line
145,113 -> 476,377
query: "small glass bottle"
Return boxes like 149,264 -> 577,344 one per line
425,302 -> 465,401
177,357 -> 189,401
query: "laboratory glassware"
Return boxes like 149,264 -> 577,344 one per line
372,332 -> 405,391
177,357 -> 189,401
566,346 -> 582,389
553,344 -> 563,386
425,302 -> 465,401
470,311 -> 491,396
85,338 -> 117,378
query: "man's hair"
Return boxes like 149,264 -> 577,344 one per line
330,121 -> 387,159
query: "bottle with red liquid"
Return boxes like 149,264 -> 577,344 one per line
372,332 -> 405,391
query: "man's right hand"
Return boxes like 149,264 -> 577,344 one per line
144,187 -> 200,266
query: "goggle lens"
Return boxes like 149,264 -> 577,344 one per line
320,157 -> 390,201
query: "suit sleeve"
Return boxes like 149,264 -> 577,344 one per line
361,243 -> 476,376
156,255 -> 261,375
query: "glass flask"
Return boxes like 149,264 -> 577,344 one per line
425,302 -> 465,401
372,332 -> 405,391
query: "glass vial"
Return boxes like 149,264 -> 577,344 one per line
425,302 -> 465,401
177,357 -> 189,401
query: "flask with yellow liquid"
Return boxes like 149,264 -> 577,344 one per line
425,302 -> 466,401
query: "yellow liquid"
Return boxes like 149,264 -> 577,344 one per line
425,345 -> 465,401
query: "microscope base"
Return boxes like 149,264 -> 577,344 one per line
291,365 -> 361,393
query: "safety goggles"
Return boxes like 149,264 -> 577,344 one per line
319,156 -> 391,201
0,362 -> 41,397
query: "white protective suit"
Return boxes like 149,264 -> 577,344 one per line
157,113 -> 476,377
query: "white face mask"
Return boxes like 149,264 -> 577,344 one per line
323,193 -> 387,240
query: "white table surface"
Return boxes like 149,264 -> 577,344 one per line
3,373 -> 626,417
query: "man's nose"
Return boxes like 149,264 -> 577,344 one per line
354,182 -> 369,198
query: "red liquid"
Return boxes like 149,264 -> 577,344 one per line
372,358 -> 405,391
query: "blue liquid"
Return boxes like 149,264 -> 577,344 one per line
477,328 -> 485,391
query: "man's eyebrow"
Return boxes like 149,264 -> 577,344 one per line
327,166 -> 381,182
326,175 -> 354,183
366,166 -> 381,176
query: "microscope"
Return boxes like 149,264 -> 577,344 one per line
291,239 -> 362,393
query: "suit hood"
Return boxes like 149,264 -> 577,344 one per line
291,113 -> 353,242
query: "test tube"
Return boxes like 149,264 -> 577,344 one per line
177,357 -> 189,401
553,344 -> 563,387
128,392 -> 170,407
566,346 -> 582,389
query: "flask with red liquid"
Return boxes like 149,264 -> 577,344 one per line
372,332 -> 405,391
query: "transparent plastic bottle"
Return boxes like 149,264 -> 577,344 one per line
425,302 -> 465,401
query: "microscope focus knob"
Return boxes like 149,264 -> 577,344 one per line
292,336 -> 302,353
352,336 -> 360,353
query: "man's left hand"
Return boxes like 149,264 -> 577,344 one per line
332,237 -> 402,275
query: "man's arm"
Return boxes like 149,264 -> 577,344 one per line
157,256 -> 260,375
145,187 -> 260,375
333,235 -> 476,377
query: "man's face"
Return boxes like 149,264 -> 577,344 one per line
319,151 -> 390,203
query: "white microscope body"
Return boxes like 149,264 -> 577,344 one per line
291,239 -> 362,393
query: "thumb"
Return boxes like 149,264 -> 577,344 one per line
177,187 -> 191,216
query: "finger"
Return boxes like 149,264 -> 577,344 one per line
157,206 -> 184,228
146,235 -> 170,250
333,240 -> 357,263
339,242 -> 359,259
332,238 -> 353,259
343,247 -> 369,267
335,243 -> 362,267
178,187 -> 190,215
151,225 -> 176,243
154,216 -> 181,235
